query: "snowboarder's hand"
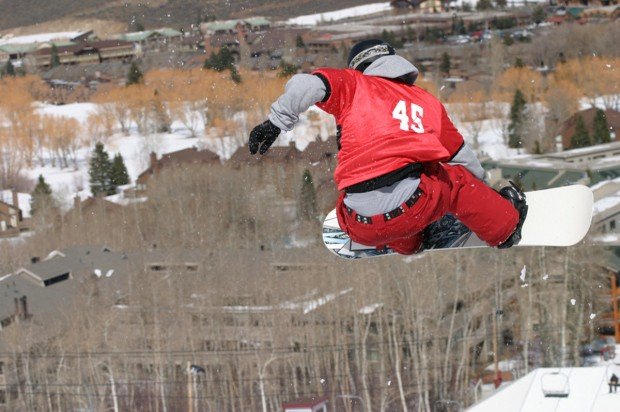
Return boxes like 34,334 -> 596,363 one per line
249,120 -> 281,155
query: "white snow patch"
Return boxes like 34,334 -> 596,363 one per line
570,299 -> 576,305
0,274 -> 12,282
520,266 -> 527,283
0,31 -> 84,45
468,367 -> 620,412
359,303 -> 383,315
287,3 -> 392,25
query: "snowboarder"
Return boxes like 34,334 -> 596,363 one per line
249,39 -> 527,255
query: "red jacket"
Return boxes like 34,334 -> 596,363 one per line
313,68 -> 464,190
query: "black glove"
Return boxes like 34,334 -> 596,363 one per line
249,120 -> 281,155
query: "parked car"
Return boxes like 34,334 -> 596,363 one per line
581,337 -> 616,361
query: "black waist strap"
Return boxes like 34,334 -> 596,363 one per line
345,163 -> 422,194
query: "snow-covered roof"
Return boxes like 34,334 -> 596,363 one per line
0,31 -> 85,46
468,365 -> 620,412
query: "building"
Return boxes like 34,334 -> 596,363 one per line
32,39 -> 135,68
0,190 -> 22,237
559,108 -> 620,150
114,28 -> 184,53
201,18 -> 271,36
136,147 -> 221,191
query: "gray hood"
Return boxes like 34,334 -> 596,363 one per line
363,55 -> 419,83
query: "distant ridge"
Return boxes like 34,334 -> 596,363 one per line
0,0 -> 383,33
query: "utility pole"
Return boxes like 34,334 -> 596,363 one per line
492,308 -> 501,388
187,362 -> 193,412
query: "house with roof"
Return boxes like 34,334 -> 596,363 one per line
114,28 -> 183,53
201,18 -> 271,37
32,39 -> 135,67
559,108 -> 620,150
0,190 -> 23,237
136,147 -> 221,192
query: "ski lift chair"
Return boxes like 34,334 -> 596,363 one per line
541,371 -> 570,398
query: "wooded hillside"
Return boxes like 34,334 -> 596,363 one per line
0,0 -> 381,32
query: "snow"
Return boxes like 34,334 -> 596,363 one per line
0,31 -> 84,46
359,303 -> 383,315
468,366 -> 620,412
594,196 -> 620,214
0,190 -> 32,218
0,274 -> 11,282
36,102 -> 98,123
286,3 -> 393,26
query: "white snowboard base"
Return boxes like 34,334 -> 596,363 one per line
322,185 -> 593,259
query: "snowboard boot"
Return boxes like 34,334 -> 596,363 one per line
497,181 -> 528,249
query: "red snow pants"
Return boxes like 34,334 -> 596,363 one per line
336,163 -> 520,255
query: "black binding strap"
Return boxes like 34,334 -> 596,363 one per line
345,163 -> 422,194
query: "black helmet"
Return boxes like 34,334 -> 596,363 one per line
347,39 -> 395,72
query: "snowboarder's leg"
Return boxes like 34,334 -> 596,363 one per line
440,164 -> 520,247
335,175 -> 450,254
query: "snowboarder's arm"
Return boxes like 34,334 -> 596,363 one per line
440,105 -> 485,180
249,74 -> 327,155
268,74 -> 328,131
448,143 -> 486,181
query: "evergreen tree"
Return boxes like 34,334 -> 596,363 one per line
50,44 -> 61,67
570,115 -> 591,149
110,154 -> 130,187
592,109 -> 611,144
127,61 -> 143,85
440,52 -> 451,76
380,30 -> 403,48
508,89 -> 527,148
230,66 -> 242,84
514,57 -> 525,68
3,60 -> 15,77
532,5 -> 547,25
89,142 -> 115,196
476,0 -> 493,10
203,47 -> 235,72
296,35 -> 306,49
278,60 -> 298,78
30,175 -> 53,216
297,169 -> 318,222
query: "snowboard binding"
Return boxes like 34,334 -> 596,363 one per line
497,181 -> 528,249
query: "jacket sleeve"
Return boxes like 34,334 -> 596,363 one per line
440,105 -> 485,180
312,68 -> 358,117
448,143 -> 486,181
268,74 -> 327,131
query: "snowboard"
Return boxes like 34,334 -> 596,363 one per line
322,185 -> 593,259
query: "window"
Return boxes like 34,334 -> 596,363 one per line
0,389 -> 5,404
44,272 -> 70,286
610,220 -> 616,231
0,361 -> 4,375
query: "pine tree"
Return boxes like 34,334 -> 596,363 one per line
3,60 -> 15,77
230,66 -> 242,84
440,52 -> 451,76
298,169 -> 318,222
296,35 -> 306,49
50,44 -> 61,67
89,142 -> 115,196
278,61 -> 298,78
508,89 -> 526,148
110,154 -> 130,187
127,61 -> 143,85
203,47 -> 235,72
570,116 -> 591,148
30,175 -> 54,216
592,109 -> 611,144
